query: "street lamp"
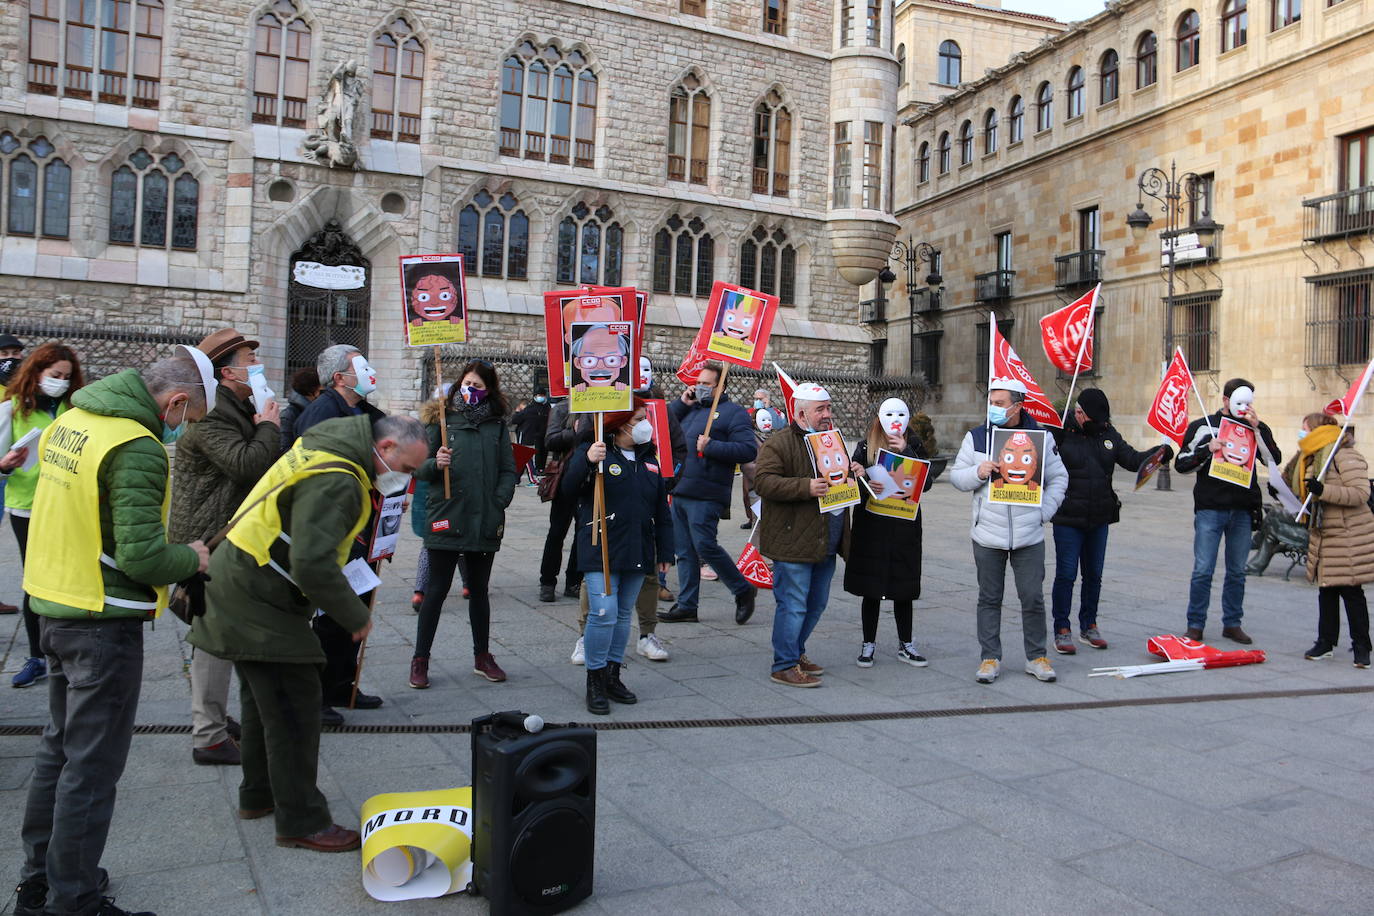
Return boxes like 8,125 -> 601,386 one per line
1128,160 -> 1215,491
888,237 -> 943,314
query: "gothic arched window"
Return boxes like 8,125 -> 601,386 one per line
371,17 -> 424,142
109,148 -> 197,250
456,190 -> 530,280
253,0 -> 312,128
499,42 -> 598,168
0,133 -> 70,239
653,215 -> 714,298
556,203 -> 622,286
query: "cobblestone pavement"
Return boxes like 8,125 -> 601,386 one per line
1,474 -> 1371,915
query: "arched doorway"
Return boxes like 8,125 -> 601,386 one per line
286,219 -> 371,385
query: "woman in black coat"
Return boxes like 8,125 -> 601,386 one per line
1048,388 -> 1170,654
844,399 -> 934,669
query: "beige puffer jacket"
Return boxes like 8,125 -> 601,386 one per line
1307,446 -> 1374,587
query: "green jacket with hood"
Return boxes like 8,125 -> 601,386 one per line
189,415 -> 375,663
30,369 -> 201,620
415,399 -> 518,553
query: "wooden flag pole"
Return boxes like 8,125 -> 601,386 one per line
347,564 -> 381,710
698,362 -> 732,454
594,412 -> 611,595
434,346 -> 451,498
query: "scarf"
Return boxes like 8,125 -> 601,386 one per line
457,399 -> 494,425
1288,424 -> 1342,504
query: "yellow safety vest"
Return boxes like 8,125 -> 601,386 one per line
24,410 -> 171,616
225,440 -> 371,578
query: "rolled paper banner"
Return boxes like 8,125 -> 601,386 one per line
368,846 -> 438,887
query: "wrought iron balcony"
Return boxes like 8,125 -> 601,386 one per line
910,287 -> 943,314
1054,249 -> 1104,288
974,269 -> 1015,302
1303,186 -> 1374,242
1160,226 -> 1222,266
860,296 -> 887,324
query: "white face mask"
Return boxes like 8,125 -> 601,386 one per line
879,398 -> 910,437
1228,386 -> 1254,419
39,376 -> 70,398
350,355 -> 378,397
630,418 -> 653,445
373,447 -> 410,495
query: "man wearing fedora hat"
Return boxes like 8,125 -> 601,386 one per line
169,328 -> 281,766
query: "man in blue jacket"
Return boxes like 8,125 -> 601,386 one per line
660,361 -> 759,624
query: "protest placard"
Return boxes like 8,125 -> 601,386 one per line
701,282 -> 779,369
568,321 -> 634,414
862,448 -> 930,521
804,429 -> 860,512
543,288 -> 638,396
399,255 -> 467,347
987,428 -> 1047,507
1208,417 -> 1257,489
367,492 -> 406,561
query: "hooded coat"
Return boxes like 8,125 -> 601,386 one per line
843,436 -> 933,600
415,398 -> 518,553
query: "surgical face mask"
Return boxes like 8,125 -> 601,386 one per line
1297,429 -> 1308,442
349,356 -> 377,397
631,418 -> 653,445
39,376 -> 70,398
987,404 -> 1010,427
535,395 -> 547,404
373,447 -> 411,495
161,400 -> 190,444
753,399 -> 764,409
694,384 -> 714,403
461,385 -> 488,406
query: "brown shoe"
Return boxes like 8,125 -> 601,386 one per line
239,806 -> 274,820
409,656 -> 430,689
770,665 -> 821,688
276,823 -> 361,852
1221,626 -> 1253,645
657,586 -> 674,602
474,652 -> 507,682
0,601 -> 17,615
1184,627 -> 1204,641
192,739 -> 241,766
798,655 -> 824,676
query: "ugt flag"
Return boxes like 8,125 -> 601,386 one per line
1039,284 -> 1099,374
1147,348 -> 1195,447
1325,356 -> 1374,417
991,321 -> 1061,427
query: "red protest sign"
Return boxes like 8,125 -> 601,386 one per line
585,287 -> 649,389
399,254 -> 468,347
543,288 -> 639,397
736,542 -> 773,590
1147,349 -> 1194,447
700,282 -> 779,370
643,398 -> 674,478
991,322 -> 1061,427
1039,283 -> 1098,374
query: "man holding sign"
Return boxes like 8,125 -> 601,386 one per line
1173,378 -> 1281,644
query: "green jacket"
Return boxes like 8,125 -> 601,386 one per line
415,403 -> 518,553
754,424 -> 851,565
189,415 -> 375,663
168,385 -> 280,543
31,370 -> 201,620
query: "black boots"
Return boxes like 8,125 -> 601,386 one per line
604,662 -> 638,705
585,668 -> 609,715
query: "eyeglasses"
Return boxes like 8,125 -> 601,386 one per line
575,354 -> 627,369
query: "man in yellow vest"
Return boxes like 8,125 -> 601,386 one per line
15,351 -> 213,916
190,414 -> 428,853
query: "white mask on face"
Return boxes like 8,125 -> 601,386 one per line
1228,386 -> 1254,418
879,398 -> 910,437
373,447 -> 410,495
350,355 -> 378,397
39,376 -> 70,398
631,418 -> 653,445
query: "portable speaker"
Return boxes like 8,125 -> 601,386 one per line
471,712 -> 596,915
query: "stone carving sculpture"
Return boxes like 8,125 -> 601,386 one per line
303,60 -> 362,169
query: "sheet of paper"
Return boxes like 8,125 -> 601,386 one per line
1267,462 -> 1303,516
12,427 -> 41,472
342,558 -> 382,595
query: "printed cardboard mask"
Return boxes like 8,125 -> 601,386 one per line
572,325 -> 627,388
755,411 -> 773,433
813,431 -> 849,485
1220,423 -> 1254,466
879,398 -> 910,437
1228,385 -> 1254,418
998,431 -> 1039,485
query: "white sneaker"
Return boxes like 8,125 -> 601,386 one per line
976,659 -> 1000,683
856,642 -> 876,668
637,633 -> 670,661
570,636 -> 585,665
897,643 -> 929,667
1024,656 -> 1057,682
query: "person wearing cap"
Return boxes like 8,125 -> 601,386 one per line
754,381 -> 855,687
949,378 -> 1068,684
0,343 -> 86,688
562,401 -> 674,714
1048,388 -> 1169,655
14,350 -> 212,916
0,332 -> 24,616
1173,377 -> 1281,644
660,360 -> 759,625
168,328 -> 282,767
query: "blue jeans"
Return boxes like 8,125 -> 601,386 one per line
1051,523 -> 1110,633
672,495 -> 750,612
1188,508 -> 1252,630
582,571 -> 638,670
771,557 -> 837,673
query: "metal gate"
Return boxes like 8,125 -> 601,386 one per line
286,219 -> 371,388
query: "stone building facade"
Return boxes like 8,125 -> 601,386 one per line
0,0 -> 909,412
885,0 -> 1374,450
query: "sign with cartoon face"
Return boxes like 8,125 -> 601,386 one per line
862,448 -> 930,521
804,428 -> 861,512
700,282 -> 780,370
399,254 -> 467,347
1134,444 -> 1170,491
568,321 -> 634,414
987,428 -> 1046,507
542,288 -> 639,397
1208,417 -> 1256,489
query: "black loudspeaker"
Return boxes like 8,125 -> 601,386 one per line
471,712 -> 596,914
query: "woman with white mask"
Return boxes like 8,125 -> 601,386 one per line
0,344 -> 85,687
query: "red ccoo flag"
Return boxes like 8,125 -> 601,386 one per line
1325,356 -> 1374,417
991,322 -> 1061,427
1039,283 -> 1098,374
1146,348 -> 1195,447
773,361 -> 798,421
675,321 -> 713,386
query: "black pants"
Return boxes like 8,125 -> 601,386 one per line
861,598 -> 913,645
10,514 -> 41,659
1317,585 -> 1371,651
415,550 -> 495,658
235,660 -> 332,838
539,490 -> 581,588
313,612 -> 361,704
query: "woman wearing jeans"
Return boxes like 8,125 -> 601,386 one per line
1048,389 -> 1167,654
562,403 -> 673,715
409,361 -> 517,688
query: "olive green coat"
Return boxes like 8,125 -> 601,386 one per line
415,401 -> 518,553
